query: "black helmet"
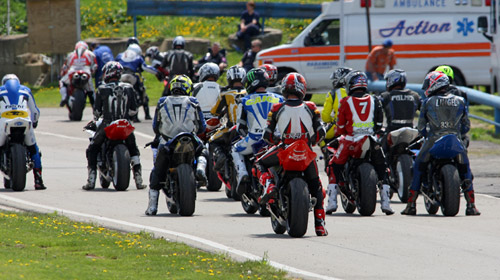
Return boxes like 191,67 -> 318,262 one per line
172,36 -> 185,49
127,37 -> 140,47
384,69 -> 407,91
330,67 -> 353,89
242,68 -> 269,93
344,71 -> 368,96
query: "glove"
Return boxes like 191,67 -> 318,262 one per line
33,121 -> 38,129
83,120 -> 97,132
155,72 -> 165,81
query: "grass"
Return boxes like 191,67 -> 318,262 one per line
469,105 -> 500,144
0,211 -> 287,280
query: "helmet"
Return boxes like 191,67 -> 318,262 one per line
384,69 -> 407,91
226,65 -> 246,87
330,67 -> 353,89
259,64 -> 278,85
435,65 -> 454,81
422,71 -> 449,97
172,36 -> 185,49
127,37 -> 140,47
1,74 -> 20,85
383,39 -> 393,47
170,75 -> 193,95
75,40 -> 88,51
102,61 -> 124,83
127,43 -> 142,56
242,68 -> 269,93
344,71 -> 368,95
281,72 -> 307,100
198,62 -> 220,82
145,46 -> 159,58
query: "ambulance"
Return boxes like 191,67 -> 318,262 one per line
256,0 -> 490,95
478,0 -> 500,93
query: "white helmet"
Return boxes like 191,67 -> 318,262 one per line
198,62 -> 220,82
226,65 -> 246,87
2,74 -> 20,85
127,43 -> 142,56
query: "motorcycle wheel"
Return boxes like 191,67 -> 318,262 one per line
99,174 -> 110,189
69,89 -> 86,121
241,194 -> 259,214
229,165 -> 241,201
4,178 -> 11,189
259,205 -> 271,217
271,210 -> 286,234
424,191 -> 439,215
356,163 -> 377,216
177,163 -> 196,216
10,144 -> 27,192
440,164 -> 461,216
340,193 -> 356,214
396,154 -> 413,203
112,144 -> 131,191
206,147 -> 222,191
287,178 -> 310,238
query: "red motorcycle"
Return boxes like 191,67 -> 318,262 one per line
66,70 -> 90,121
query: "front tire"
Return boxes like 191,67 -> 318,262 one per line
177,164 -> 196,216
440,164 -> 461,216
112,144 -> 130,191
287,178 -> 310,238
396,154 -> 413,203
10,144 -> 27,192
356,163 -> 377,216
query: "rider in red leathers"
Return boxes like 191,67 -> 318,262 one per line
255,72 -> 328,236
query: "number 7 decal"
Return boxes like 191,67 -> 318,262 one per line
359,101 -> 368,114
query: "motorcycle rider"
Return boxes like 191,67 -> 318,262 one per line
0,74 -> 46,190
145,75 -> 206,215
145,46 -> 169,80
210,65 -> 247,172
323,66 -> 351,214
162,36 -> 194,80
401,71 -> 480,216
90,42 -> 114,88
329,71 -> 395,215
116,43 -> 158,121
192,62 -> 221,118
231,68 -> 283,193
59,41 -> 97,107
259,64 -> 281,94
82,61 -> 147,191
255,72 -> 328,236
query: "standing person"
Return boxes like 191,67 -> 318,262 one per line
90,43 -> 114,88
238,39 -> 262,73
237,1 -> 261,51
365,39 -> 397,81
82,61 -> 147,191
196,42 -> 228,72
401,71 -> 480,216
1,74 -> 46,190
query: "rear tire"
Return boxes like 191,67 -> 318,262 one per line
69,89 -> 85,121
440,164 -> 461,216
396,154 -> 413,203
356,163 -> 377,216
287,178 -> 310,238
177,164 -> 196,216
271,212 -> 286,234
4,177 -> 11,189
230,165 -> 241,201
206,147 -> 222,191
100,174 -> 110,189
10,144 -> 27,192
112,145 -> 130,191
340,192 -> 356,214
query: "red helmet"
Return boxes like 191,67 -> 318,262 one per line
259,64 -> 278,85
281,72 -> 307,100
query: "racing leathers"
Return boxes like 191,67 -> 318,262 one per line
402,90 -> 480,215
192,81 -> 221,120
256,98 -> 328,236
93,45 -> 114,88
146,95 -> 206,215
83,81 -> 146,190
380,88 -> 421,133
231,90 -> 283,190
59,49 -> 97,106
0,81 -> 45,190
329,90 -> 395,215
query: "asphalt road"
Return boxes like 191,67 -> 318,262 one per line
0,107 -> 499,280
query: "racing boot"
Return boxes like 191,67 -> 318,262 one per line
144,104 -> 152,120
145,189 -> 159,215
82,168 -> 96,190
464,190 -> 481,216
380,183 -> 395,215
33,168 -> 47,190
401,189 -> 418,215
196,156 -> 208,186
212,146 -> 226,172
231,151 -> 250,196
258,172 -> 277,205
133,164 -> 147,189
325,183 -> 338,214
314,209 -> 328,236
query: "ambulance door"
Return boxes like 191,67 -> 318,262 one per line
300,18 -> 340,91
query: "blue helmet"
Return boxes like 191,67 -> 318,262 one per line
1,74 -> 21,94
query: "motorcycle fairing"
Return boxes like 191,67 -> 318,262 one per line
104,119 -> 135,140
277,140 -> 316,172
429,134 -> 465,159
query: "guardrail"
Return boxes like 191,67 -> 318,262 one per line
368,81 -> 500,134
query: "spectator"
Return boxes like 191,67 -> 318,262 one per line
238,39 -> 262,73
196,42 -> 228,72
90,42 -> 114,88
237,1 -> 261,51
365,39 -> 396,81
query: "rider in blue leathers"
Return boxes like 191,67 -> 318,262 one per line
231,68 -> 284,194
116,43 -> 159,120
90,43 -> 114,88
401,71 -> 480,216
0,74 -> 46,190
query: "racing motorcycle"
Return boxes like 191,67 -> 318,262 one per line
265,140 -> 317,238
420,134 -> 464,216
328,135 -> 379,216
86,119 -> 134,191
66,70 -> 89,121
199,116 -> 222,192
385,127 -> 419,203
0,110 -> 33,191
160,132 -> 199,216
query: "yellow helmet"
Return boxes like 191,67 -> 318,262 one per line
169,75 -> 193,95
435,65 -> 454,80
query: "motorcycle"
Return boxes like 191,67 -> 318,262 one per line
420,134 -> 464,216
0,110 -> 33,191
328,135 -> 379,216
66,70 -> 89,121
385,127 -> 419,203
86,119 -> 134,191
199,116 -> 222,191
265,140 -> 317,238
160,132 -> 199,216
240,140 -> 270,216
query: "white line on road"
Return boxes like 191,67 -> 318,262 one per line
0,194 -> 341,280
37,130 -> 154,141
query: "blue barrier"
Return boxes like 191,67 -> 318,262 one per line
368,81 -> 500,134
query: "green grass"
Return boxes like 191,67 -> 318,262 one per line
469,105 -> 500,144
0,211 -> 287,280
